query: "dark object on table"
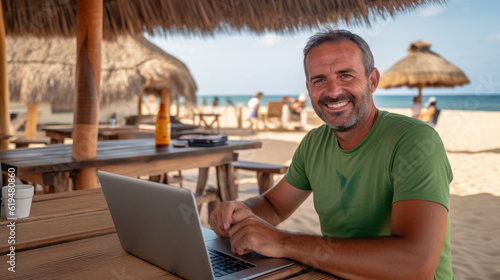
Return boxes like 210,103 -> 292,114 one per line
179,134 -> 228,147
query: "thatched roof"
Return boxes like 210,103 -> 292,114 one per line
7,35 -> 197,106
378,40 -> 469,89
3,0 -> 446,38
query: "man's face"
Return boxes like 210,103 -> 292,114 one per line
305,40 -> 375,132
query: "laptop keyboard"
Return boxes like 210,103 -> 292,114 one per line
208,248 -> 255,277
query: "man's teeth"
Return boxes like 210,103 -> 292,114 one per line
327,101 -> 349,108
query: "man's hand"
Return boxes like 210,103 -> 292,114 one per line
209,201 -> 254,238
227,215 -> 287,257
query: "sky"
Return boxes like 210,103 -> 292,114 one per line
148,0 -> 500,97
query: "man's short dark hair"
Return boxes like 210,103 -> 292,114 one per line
303,29 -> 375,79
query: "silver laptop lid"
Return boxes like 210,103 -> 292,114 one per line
98,171 -> 215,280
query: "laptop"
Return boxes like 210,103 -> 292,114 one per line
97,171 -> 294,280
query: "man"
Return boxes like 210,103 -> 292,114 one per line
211,30 -> 453,279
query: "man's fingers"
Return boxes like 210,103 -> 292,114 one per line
221,202 -> 238,230
231,208 -> 254,224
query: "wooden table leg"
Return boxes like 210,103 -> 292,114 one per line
42,172 -> 73,193
216,116 -> 220,134
196,167 -> 209,212
216,163 -> 236,201
256,171 -> 273,194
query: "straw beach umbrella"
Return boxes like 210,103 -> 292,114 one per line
378,40 -> 470,99
7,35 -> 197,111
0,0 -> 447,188
2,0 -> 448,38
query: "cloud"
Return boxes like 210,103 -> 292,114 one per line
485,33 -> 500,43
418,6 -> 446,17
256,34 -> 283,47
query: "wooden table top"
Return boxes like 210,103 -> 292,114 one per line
0,189 -> 338,279
0,139 -> 261,174
42,123 -> 203,138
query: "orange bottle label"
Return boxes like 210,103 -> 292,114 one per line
156,93 -> 171,146
156,122 -> 171,146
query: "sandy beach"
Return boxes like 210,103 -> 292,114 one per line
177,106 -> 500,279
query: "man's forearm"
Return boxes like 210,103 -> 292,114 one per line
279,233 -> 438,280
242,195 -> 282,226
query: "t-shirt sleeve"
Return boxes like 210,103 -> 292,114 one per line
284,132 -> 312,191
390,124 -> 453,210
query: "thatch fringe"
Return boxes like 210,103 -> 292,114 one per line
379,40 -> 469,89
3,0 -> 447,38
7,35 -> 197,106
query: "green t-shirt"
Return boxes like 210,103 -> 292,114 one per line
284,110 -> 453,279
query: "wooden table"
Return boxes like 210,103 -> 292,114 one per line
0,189 -> 338,279
0,139 -> 260,199
43,123 -> 207,144
197,113 -> 221,134
42,124 -> 152,144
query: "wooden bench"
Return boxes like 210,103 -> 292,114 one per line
233,161 -> 288,194
11,137 -> 50,148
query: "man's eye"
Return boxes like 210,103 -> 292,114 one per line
340,74 -> 353,79
313,79 -> 326,86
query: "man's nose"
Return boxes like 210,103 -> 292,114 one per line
326,80 -> 343,99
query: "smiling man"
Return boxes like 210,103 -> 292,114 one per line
210,30 -> 453,279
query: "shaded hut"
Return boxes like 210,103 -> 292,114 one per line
7,35 -> 197,137
378,40 -> 469,99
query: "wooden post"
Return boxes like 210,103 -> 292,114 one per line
137,91 -> 143,125
72,0 -> 103,189
25,104 -> 39,140
161,88 -> 171,109
175,95 -> 180,117
0,0 -> 11,150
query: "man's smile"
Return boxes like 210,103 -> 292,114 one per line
326,101 -> 349,109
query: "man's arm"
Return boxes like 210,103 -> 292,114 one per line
228,199 -> 448,280
209,178 -> 311,238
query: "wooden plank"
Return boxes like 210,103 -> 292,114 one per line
0,0 -> 10,151
0,191 -> 108,226
254,264 -> 308,280
0,232 -> 318,280
98,152 -> 233,177
0,211 -> 114,254
0,234 -> 179,280
32,188 -> 102,202
233,161 -> 288,174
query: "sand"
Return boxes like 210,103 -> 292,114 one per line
174,105 -> 500,279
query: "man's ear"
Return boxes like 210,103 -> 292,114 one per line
369,68 -> 380,94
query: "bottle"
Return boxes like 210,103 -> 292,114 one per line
155,91 -> 171,146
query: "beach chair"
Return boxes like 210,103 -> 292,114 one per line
263,101 -> 285,129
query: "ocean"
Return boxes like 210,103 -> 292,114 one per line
197,94 -> 500,112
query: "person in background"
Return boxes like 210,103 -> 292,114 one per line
411,95 -> 422,118
282,93 -> 308,129
246,92 -> 263,130
283,93 -> 307,115
212,96 -> 220,113
418,96 -> 438,125
211,29 -> 453,279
